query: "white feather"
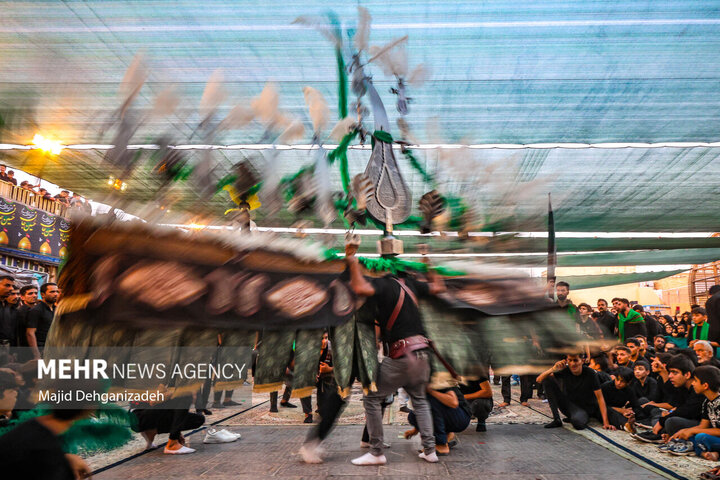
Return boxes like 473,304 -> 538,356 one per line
302,86 -> 329,134
355,7 -> 371,52
219,104 -> 255,130
329,117 -> 356,142
314,150 -> 334,227
150,87 -> 179,117
276,119 -> 305,143
199,69 -> 226,119
292,16 -> 342,48
251,83 -> 280,122
119,54 -> 147,100
367,35 -> 408,73
407,63 -> 430,86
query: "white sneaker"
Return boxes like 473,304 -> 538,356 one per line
218,428 -> 241,440
419,451 -> 439,463
351,452 -> 387,465
203,428 -> 240,444
300,441 -> 324,464
163,445 -> 196,455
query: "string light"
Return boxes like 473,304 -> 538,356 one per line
107,176 -> 128,192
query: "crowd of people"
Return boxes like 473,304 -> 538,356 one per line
0,164 -> 92,214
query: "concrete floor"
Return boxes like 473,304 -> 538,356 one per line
94,424 -> 665,480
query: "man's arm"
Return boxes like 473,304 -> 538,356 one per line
463,380 -> 492,400
25,308 -> 40,359
427,387 -> 459,409
670,420 -> 714,440
537,360 -> 566,384
594,389 -> 615,430
345,253 -> 375,297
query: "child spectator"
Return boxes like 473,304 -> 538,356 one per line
665,365 -> 720,457
626,338 -> 642,364
537,353 -> 614,431
631,360 -> 660,403
689,307 -> 719,351
600,366 -> 641,431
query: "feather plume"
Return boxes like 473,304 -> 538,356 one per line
219,104 -> 255,130
150,87 -> 179,117
251,83 -> 280,122
351,174 -> 374,210
302,86 -> 329,134
199,69 -> 226,119
355,7 -> 371,52
407,63 -> 430,86
314,151 -> 335,227
367,36 -> 408,74
276,119 -> 305,143
120,54 -> 147,100
329,116 -> 355,142
292,16 -> 342,48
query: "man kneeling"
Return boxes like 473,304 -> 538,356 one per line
537,353 -> 614,431
405,377 -> 471,455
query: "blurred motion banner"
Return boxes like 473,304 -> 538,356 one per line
0,196 -> 69,262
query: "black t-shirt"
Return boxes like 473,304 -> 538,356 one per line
0,418 -> 74,480
601,380 -> 641,412
437,386 -> 472,418
26,301 -> 55,347
597,311 -> 617,337
370,275 -> 430,343
15,304 -> 32,347
596,370 -> 613,385
630,376 -> 660,402
554,366 -> 601,410
660,379 -> 686,407
459,376 -> 488,396
0,301 -> 16,345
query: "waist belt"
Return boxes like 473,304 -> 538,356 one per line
389,334 -> 459,379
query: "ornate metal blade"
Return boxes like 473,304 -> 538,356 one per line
363,138 -> 411,225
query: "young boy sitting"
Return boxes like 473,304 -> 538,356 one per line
632,355 -> 704,443
630,360 -> 660,405
665,365 -> 720,457
600,366 -> 641,432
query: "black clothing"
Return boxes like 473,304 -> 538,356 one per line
596,370 -> 613,385
543,377 -> 625,429
131,396 -> 204,441
661,379 -> 687,407
553,366 -> 601,412
707,292 -> 720,346
0,300 -> 16,346
15,304 -> 32,347
370,275 -> 430,343
576,317 -> 604,339
658,384 -> 704,427
500,375 -> 534,403
597,311 -> 617,338
601,380 -> 642,414
644,315 -> 661,342
26,301 -> 55,349
459,378 -> 483,397
408,388 -> 471,444
630,377 -> 660,403
700,358 -> 720,369
0,418 -> 74,480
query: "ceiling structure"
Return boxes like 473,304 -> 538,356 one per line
1,1 -> 719,278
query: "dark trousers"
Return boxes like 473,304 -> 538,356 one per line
307,378 -> 346,443
132,396 -> 205,441
501,375 -> 534,403
409,395 -> 471,445
269,388 -> 311,414
468,398 -> 493,423
543,378 -> 597,430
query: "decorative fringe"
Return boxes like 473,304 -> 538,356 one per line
55,294 -> 93,317
337,385 -> 352,399
214,380 -> 247,391
252,382 -> 285,394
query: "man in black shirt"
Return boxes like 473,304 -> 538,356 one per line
614,346 -> 635,371
600,366 -> 642,430
458,374 -> 493,432
0,275 -> 17,347
537,353 -> 614,430
0,164 -> 9,182
26,282 -> 58,359
596,298 -> 617,338
6,170 -> 17,186
706,285 -> 720,348
345,244 -> 445,466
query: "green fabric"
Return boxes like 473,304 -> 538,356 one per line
690,321 -> 710,342
327,130 -> 357,194
254,330 -> 295,390
666,335 -> 689,349
292,328 -> 325,394
558,269 -> 687,290
618,309 -> 645,342
373,130 -> 393,144
329,315 -> 356,395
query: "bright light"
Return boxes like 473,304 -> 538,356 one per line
107,176 -> 128,192
31,134 -> 63,155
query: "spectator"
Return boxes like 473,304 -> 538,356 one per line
689,307 -> 719,350
577,303 -> 604,339
556,282 -> 580,322
654,335 -> 667,354
706,285 -> 720,348
538,353 -> 614,431
600,366 -> 642,431
36,188 -> 53,201
633,355 -> 704,443
458,372 -> 493,432
588,353 -> 613,384
0,275 -> 17,348
634,336 -> 655,364
131,394 -> 206,454
596,298 -> 617,338
6,286 -> 19,308
614,346 -> 635,370
695,341 -> 720,368
613,297 -> 647,343
54,190 -> 71,206
667,365 -> 720,458
0,381 -> 95,478
0,165 -> 8,182
633,305 -> 661,342
26,282 -> 58,359
626,338 -> 643,364
6,171 -> 17,186
405,379 -> 471,456
668,323 -> 689,349
630,360 -> 660,404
